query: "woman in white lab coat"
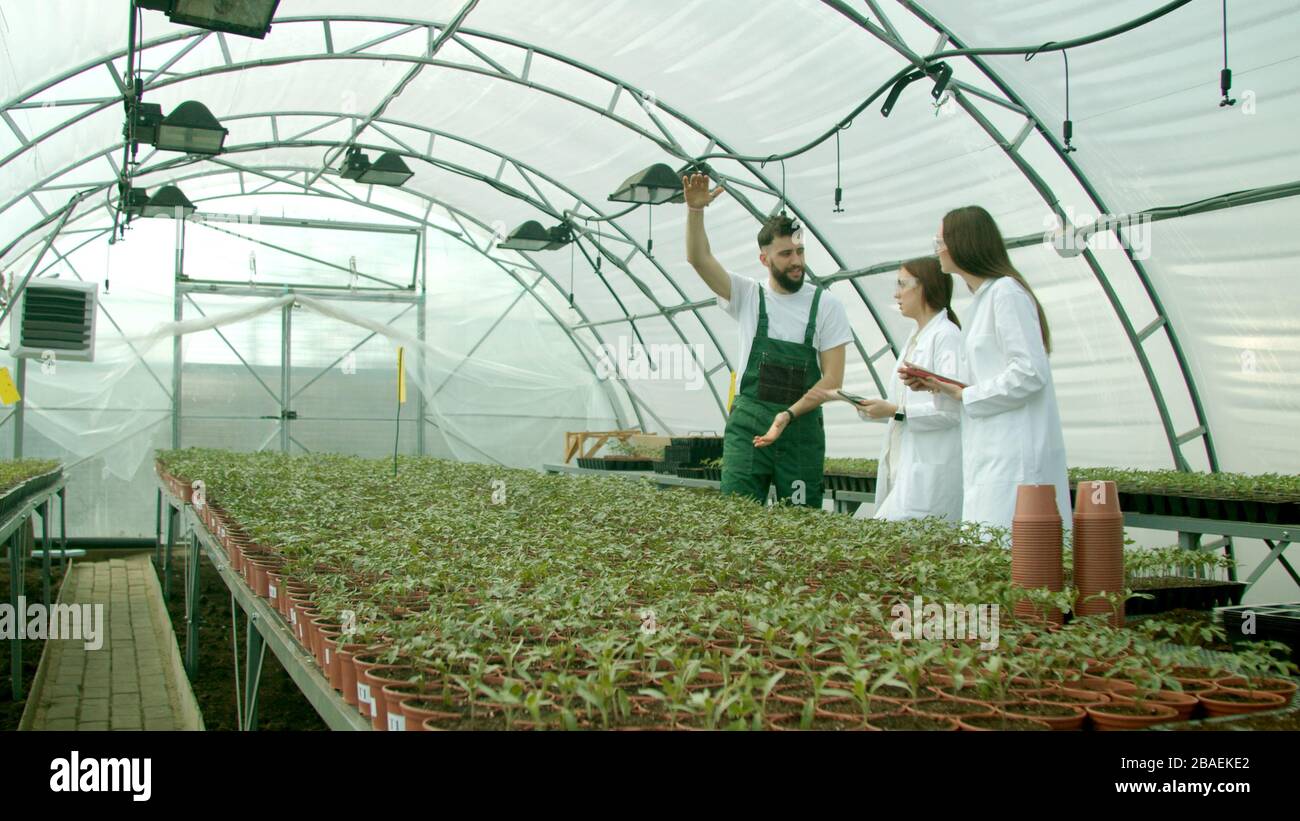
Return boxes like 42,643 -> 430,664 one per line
832,257 -> 963,521
903,206 -> 1070,532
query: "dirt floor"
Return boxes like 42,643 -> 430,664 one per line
160,552 -> 326,731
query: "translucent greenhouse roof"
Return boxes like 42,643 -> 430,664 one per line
1,0 -> 1298,487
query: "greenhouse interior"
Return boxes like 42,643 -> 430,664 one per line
1,0 -> 1299,750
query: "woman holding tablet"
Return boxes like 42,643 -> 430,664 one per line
903,205 -> 1070,532
820,257 -> 963,522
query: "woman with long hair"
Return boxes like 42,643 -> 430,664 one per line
903,206 -> 1070,532
819,257 -> 963,521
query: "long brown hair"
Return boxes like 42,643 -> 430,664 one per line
942,205 -> 1051,353
902,256 -> 959,329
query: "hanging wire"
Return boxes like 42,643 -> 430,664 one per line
1219,0 -> 1236,106
1026,42 -> 1075,153
833,127 -> 845,213
569,232 -> 576,307
646,205 -> 654,257
1061,50 -> 1076,153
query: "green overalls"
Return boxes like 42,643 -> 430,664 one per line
720,286 -> 825,508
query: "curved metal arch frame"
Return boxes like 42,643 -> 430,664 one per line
16,160 -> 691,439
824,0 -> 1219,473
0,14 -> 897,397
4,125 -> 737,422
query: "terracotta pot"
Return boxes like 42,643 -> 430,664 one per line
225,538 -> 248,574
1109,690 -> 1200,722
1086,702 -> 1178,730
288,596 -> 315,643
294,608 -> 320,650
1171,677 -> 1218,695
907,698 -> 995,720
361,663 -> 418,730
1012,484 -> 1064,623
766,710 -> 868,731
335,643 -> 371,705
1075,675 -> 1138,695
1170,665 -> 1237,684
1216,676 -> 1298,699
1032,688 -> 1111,709
309,617 -> 340,665
380,682 -> 441,731
1197,688 -> 1287,718
322,635 -> 359,692
864,713 -> 959,731
266,570 -> 284,611
998,701 -> 1087,730
1073,480 -> 1124,627
316,628 -> 340,671
400,696 -> 463,731
957,711 -> 1052,731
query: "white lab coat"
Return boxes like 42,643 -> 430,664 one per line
854,313 -> 963,522
955,276 -> 1071,532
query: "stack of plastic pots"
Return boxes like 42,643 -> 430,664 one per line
1012,484 -> 1065,625
1073,479 -> 1125,627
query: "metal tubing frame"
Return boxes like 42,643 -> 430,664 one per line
0,15 -> 891,403
1,478 -> 66,701
176,503 -> 370,730
26,165 -> 647,434
0,9 -> 1284,458
880,1 -> 1219,473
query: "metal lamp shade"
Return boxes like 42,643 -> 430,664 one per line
609,163 -> 684,204
156,101 -> 228,155
357,152 -> 414,186
142,185 -> 196,218
167,0 -> 280,39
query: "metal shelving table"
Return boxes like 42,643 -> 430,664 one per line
156,478 -> 369,730
3,476 -> 68,700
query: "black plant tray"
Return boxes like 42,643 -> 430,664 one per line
675,466 -> 721,482
1072,485 -> 1300,526
0,467 -> 62,521
1126,577 -> 1247,616
1218,602 -> 1300,663
666,436 -> 723,465
823,472 -> 877,494
576,457 -> 654,472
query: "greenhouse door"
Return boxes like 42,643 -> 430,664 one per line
176,291 -> 425,457
173,213 -> 425,456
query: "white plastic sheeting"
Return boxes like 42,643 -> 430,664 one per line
0,2 -> 1297,599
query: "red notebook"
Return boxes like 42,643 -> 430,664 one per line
899,361 -> 967,388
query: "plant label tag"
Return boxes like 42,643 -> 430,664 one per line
0,367 -> 21,405
325,648 -> 332,664
290,610 -> 297,626
357,682 -> 372,707
268,584 -> 277,601
388,713 -> 405,732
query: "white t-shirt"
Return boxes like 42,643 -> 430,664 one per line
717,271 -> 854,391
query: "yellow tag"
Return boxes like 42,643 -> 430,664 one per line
0,367 -> 20,406
396,347 -> 407,404
726,370 -> 736,413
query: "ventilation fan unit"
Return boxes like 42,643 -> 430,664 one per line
12,280 -> 98,362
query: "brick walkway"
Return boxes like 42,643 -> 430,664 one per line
24,554 -> 201,731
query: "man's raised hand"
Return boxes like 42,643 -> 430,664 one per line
683,173 -> 725,210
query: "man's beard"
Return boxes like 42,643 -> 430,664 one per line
770,260 -> 805,293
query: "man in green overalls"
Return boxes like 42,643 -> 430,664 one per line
683,174 -> 853,508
